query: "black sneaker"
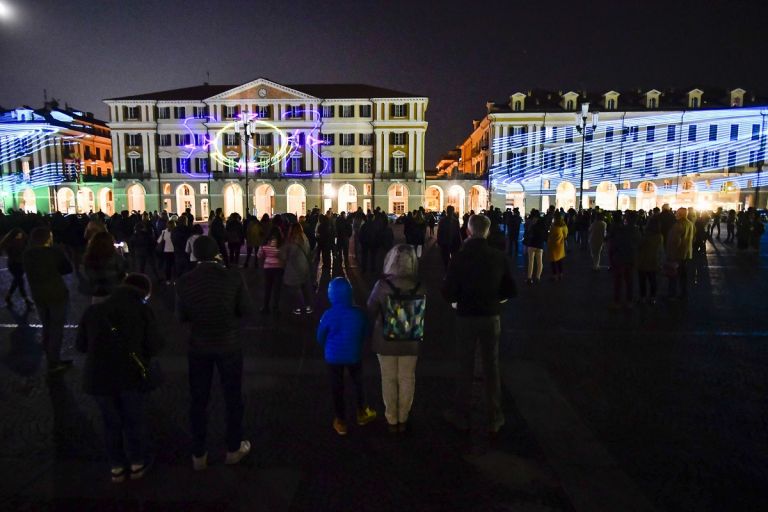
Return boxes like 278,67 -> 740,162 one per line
130,457 -> 153,480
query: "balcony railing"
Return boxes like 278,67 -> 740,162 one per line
82,174 -> 113,183
114,172 -> 152,181
377,172 -> 417,180
427,172 -> 488,181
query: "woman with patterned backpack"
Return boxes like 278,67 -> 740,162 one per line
367,244 -> 426,433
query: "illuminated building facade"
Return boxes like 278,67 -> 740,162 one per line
434,87 -> 768,214
104,78 -> 428,218
0,102 -> 114,214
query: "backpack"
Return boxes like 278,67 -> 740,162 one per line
381,279 -> 426,342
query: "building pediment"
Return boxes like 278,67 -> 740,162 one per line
206,78 -> 318,101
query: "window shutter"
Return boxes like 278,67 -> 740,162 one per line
389,133 -> 394,144
390,157 -> 394,171
404,104 -> 410,118
404,132 -> 409,145
390,104 -> 395,118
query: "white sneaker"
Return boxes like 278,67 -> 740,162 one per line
192,453 -> 208,471
224,440 -> 251,465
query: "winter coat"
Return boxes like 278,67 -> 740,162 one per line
437,215 -> 461,249
157,229 -> 174,253
609,224 -> 642,266
176,262 -> 253,353
367,275 -> 424,357
666,218 -> 695,261
226,219 -> 244,244
283,237 -> 311,287
84,253 -> 128,297
547,221 -> 568,262
258,240 -> 285,269
245,220 -> 263,248
76,285 -> 163,395
637,232 -> 664,272
588,220 -> 606,247
317,279 -> 368,365
23,246 -> 73,305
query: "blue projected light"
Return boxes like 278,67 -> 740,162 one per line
489,108 -> 768,199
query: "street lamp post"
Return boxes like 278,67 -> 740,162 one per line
755,110 -> 767,210
235,113 -> 255,215
575,103 -> 598,211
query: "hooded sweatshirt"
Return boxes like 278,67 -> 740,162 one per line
317,278 -> 368,364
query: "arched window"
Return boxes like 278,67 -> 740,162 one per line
183,185 -> 191,195
163,183 -> 171,195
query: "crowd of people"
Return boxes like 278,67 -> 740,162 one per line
0,200 -> 763,483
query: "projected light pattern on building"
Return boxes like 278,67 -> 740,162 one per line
0,124 -> 62,166
489,107 -> 768,200
177,108 -> 330,178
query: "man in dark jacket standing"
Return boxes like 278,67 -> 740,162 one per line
437,205 -> 461,267
23,226 -> 73,372
176,236 -> 253,470
442,214 -> 515,435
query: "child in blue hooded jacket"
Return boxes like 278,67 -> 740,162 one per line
317,277 -> 377,435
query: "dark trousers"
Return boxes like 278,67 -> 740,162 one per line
163,252 -> 175,281
287,281 -> 313,310
726,224 -> 735,242
668,259 -> 690,297
360,246 -> 377,273
327,362 -> 365,420
175,253 -> 189,277
507,235 -> 518,257
263,268 -> 284,310
94,391 -> 147,468
454,316 -> 504,431
320,245 -> 332,269
439,245 -> 451,267
244,246 -> 257,268
638,270 -> 658,298
188,350 -> 244,457
133,252 -> 160,278
227,243 -> 242,266
337,237 -> 350,267
36,302 -> 66,364
612,263 -> 634,303
550,259 -> 563,276
6,265 -> 28,299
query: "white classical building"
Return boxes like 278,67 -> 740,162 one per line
104,78 -> 428,218
434,87 -> 768,214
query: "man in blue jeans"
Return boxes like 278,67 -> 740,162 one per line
176,235 -> 253,470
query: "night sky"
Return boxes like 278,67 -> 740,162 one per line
1,0 -> 766,166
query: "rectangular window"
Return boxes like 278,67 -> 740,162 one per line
631,126 -> 639,142
712,150 -> 719,167
254,133 -> 273,146
646,126 -> 655,142
127,158 -> 143,173
340,105 -> 355,118
340,134 -> 355,146
359,105 -> 372,117
565,127 -> 574,143
223,105 -> 239,119
551,127 -> 558,142
392,104 -> 407,118
568,153 -> 576,168
728,150 -> 737,168
392,132 -> 406,145
175,134 -> 191,146
176,157 -> 189,173
321,105 -> 335,118
667,125 -> 676,141
359,133 -> 373,145
193,106 -> 208,119
709,124 -> 718,141
624,151 -> 633,168
730,124 -> 739,141
173,106 -> 186,119
125,106 -> 139,120
340,157 -> 355,173
603,152 -> 612,169
287,155 -> 303,173
605,126 -> 614,143
159,157 -> 173,173
749,150 -> 758,166
322,133 -> 335,145
752,124 -> 761,140
193,134 -> 206,147
196,158 -> 208,173
585,126 -> 594,142
158,134 -> 171,147
392,156 -> 406,172
666,152 -> 674,168
363,183 -> 372,195
359,157 -> 373,173
545,153 -> 555,169
326,158 -> 335,173
584,152 -> 592,168
157,107 -> 170,120
688,125 -> 697,141
257,106 -> 270,119
645,152 -> 653,169
126,134 -> 142,146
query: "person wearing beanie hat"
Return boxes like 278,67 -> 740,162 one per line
176,235 -> 253,470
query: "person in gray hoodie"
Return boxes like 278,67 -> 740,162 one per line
367,244 -> 426,433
